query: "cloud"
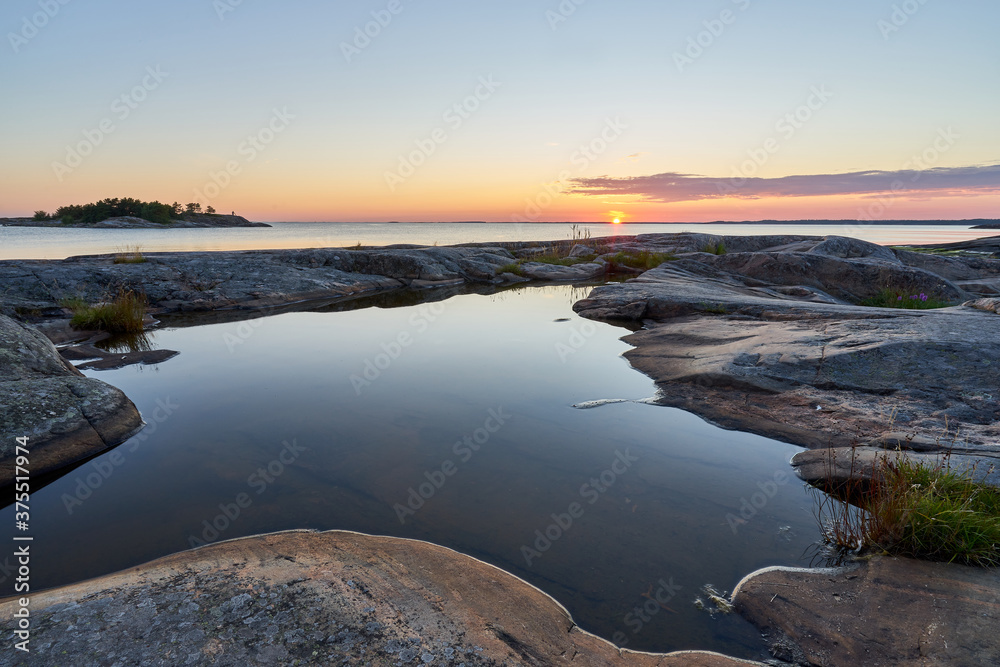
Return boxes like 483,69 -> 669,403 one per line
567,164 -> 1000,203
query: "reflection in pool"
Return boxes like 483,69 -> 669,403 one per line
2,284 -> 822,658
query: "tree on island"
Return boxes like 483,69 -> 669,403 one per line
37,198 -> 227,224
52,197 -> 178,225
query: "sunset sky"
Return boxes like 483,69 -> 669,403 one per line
2,0 -> 998,222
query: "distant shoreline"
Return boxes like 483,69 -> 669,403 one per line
255,219 -> 999,226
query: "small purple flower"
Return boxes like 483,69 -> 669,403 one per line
910,295 -> 918,300
897,296 -> 903,301
920,293 -> 928,302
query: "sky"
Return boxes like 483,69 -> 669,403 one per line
1,0 -> 998,223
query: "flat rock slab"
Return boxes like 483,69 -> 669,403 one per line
518,262 -> 606,281
792,446 -> 1000,490
0,530 -> 760,667
733,557 -> 1000,666
614,308 -> 1000,449
0,316 -> 142,487
58,344 -> 180,371
574,239 -> 1000,450
0,246 -> 517,314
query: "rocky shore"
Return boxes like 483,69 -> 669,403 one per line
0,530 -> 755,667
0,315 -> 142,488
0,245 -> 517,316
573,233 -> 1000,454
2,231 -> 1000,665
733,557 -> 1000,666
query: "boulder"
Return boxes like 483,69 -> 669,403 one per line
893,249 -> 982,281
808,235 -> 900,263
0,316 -> 143,487
703,251 -> 967,303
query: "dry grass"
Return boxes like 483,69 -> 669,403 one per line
68,287 -> 147,334
113,244 -> 147,264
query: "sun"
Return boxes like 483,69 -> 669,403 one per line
613,218 -> 621,225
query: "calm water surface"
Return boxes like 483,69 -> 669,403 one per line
1,285 -> 821,657
0,221 -> 993,260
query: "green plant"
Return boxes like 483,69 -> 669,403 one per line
608,250 -> 676,270
68,288 -> 147,334
113,244 -> 147,264
58,296 -> 89,311
859,289 -> 952,309
700,303 -> 728,315
498,262 -> 525,276
816,454 -> 1000,567
701,240 -> 727,255
33,210 -> 50,221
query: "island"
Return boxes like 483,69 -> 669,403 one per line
0,197 -> 270,228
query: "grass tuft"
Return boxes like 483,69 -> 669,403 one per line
68,288 -> 147,334
608,250 -> 676,270
816,455 -> 1000,567
569,224 -> 592,244
58,296 -> 89,311
859,288 -> 952,309
113,244 -> 147,264
498,263 -> 526,277
701,241 -> 727,255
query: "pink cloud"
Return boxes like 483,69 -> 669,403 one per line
568,164 -> 1000,203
